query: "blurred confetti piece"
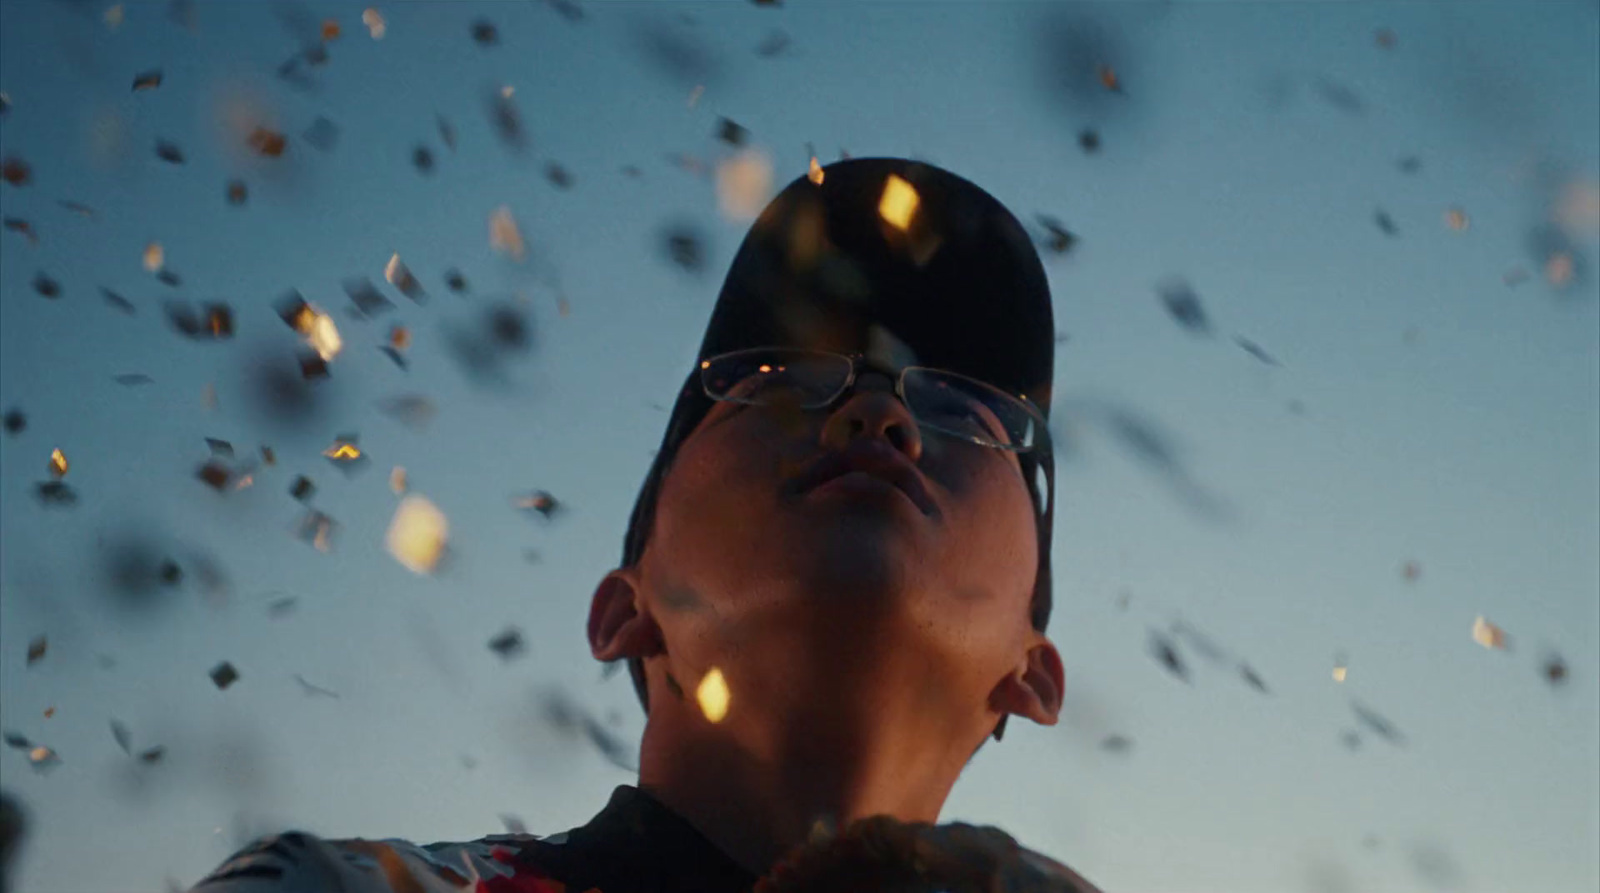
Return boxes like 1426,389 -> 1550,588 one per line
114,373 -> 153,386
716,117 -> 749,147
101,288 -> 136,314
321,19 -> 340,41
344,277 -> 394,316
155,140 -> 185,164
209,661 -> 240,690
362,8 -> 385,39
248,128 -> 288,158
444,268 -> 468,293
304,116 -> 339,152
807,156 -> 824,185
1471,616 -> 1509,650
1,157 -> 31,187
295,510 -> 337,552
308,311 -> 342,361
437,115 -> 456,151
412,146 -> 434,174
380,345 -> 407,369
143,242 -> 164,272
105,4 -> 124,28
35,481 -> 76,506
196,460 -> 233,492
2,733 -> 29,750
26,637 -> 46,665
201,383 -> 217,410
289,476 -> 315,502
1543,653 -> 1569,686
1097,64 -> 1122,93
1158,279 -> 1210,334
488,627 -> 525,661
544,162 -> 572,189
260,446 -> 276,465
1332,653 -> 1348,682
755,29 -> 790,57
878,173 -> 919,230
157,269 -> 181,288
294,674 -> 339,698
110,720 -> 132,755
1036,215 -> 1077,255
58,200 -> 96,218
1340,730 -> 1361,751
138,746 -> 165,764
0,92 -> 10,115
379,394 -> 437,431
226,180 -> 248,206
1398,156 -> 1422,175
663,223 -> 705,272
1148,630 -> 1190,682
1350,700 -> 1404,746
716,149 -> 773,220
389,466 -> 407,494
1374,210 -> 1398,236
385,253 -> 426,302
386,495 -> 449,575
33,273 -> 60,298
1375,27 -> 1396,48
489,87 -> 525,150
2,217 -> 38,244
515,490 -> 562,520
1545,252 -> 1575,289
1234,336 -> 1280,366
323,434 -> 369,474
390,325 -> 410,351
48,449 -> 68,478
1401,560 -> 1421,582
28,745 -> 60,772
205,438 -> 234,457
3,409 -> 25,435
299,351 -> 330,381
472,18 -> 499,45
1100,734 -> 1132,754
1239,663 -> 1270,694
1078,128 -> 1100,153
687,84 -> 705,108
490,206 -> 526,261
1555,178 -> 1600,237
132,70 -> 163,92
166,302 -> 235,339
1444,207 -> 1469,231
267,596 -> 298,618
42,708 -> 54,719
500,815 -> 528,834
697,667 -> 730,723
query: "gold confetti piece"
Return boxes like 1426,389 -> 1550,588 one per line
878,173 -> 919,231
43,707 -> 54,718
132,70 -> 163,92
500,84 -> 515,99
1546,252 -> 1574,288
321,19 -> 341,41
1098,64 -> 1121,92
687,84 -> 704,108
490,206 -> 526,261
1332,663 -> 1348,683
325,443 -> 361,461
27,636 -> 46,665
201,383 -> 217,411
29,745 -> 59,769
226,179 -> 248,205
105,3 -> 124,29
1445,207 -> 1469,231
48,448 -> 68,478
384,253 -> 425,301
248,127 -> 287,158
716,149 -> 773,221
1555,178 -> 1600,237
1401,560 -> 1421,582
2,156 -> 31,187
143,242 -> 164,272
389,466 -> 407,494
386,494 -> 448,574
1472,616 -> 1508,650
807,156 -> 824,185
308,309 -> 342,360
696,667 -> 730,723
390,325 -> 410,351
362,8 -> 385,39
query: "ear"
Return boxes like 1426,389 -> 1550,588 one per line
988,635 -> 1065,727
587,567 -> 665,663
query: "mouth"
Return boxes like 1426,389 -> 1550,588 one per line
787,443 -> 939,518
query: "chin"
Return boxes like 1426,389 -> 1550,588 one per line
791,515 -> 928,605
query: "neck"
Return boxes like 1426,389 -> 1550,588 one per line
635,653 -> 982,877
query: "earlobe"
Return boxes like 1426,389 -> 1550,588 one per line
587,568 -> 665,662
989,638 -> 1066,727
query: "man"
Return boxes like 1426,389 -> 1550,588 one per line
183,158 -> 1102,892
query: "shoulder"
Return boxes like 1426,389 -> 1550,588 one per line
187,829 -> 562,893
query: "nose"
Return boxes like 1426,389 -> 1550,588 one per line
819,372 -> 923,462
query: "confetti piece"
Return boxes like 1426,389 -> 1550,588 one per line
132,70 -> 163,92
1340,730 -> 1361,750
387,467 -> 408,495
1234,336 -> 1280,366
200,384 -> 216,410
35,481 -> 78,506
196,460 -> 233,491
289,475 -> 315,502
716,117 -> 750,147
755,29 -> 790,57
58,200 -> 96,218
1543,654 -> 1568,686
159,559 -> 182,585
1097,64 -> 1121,93
472,18 -> 499,45
296,510 -> 337,552
1401,560 -> 1421,582
1239,663 -> 1270,694
114,373 -> 153,386
1398,156 -> 1422,175
2,733 -> 29,750
716,149 -> 773,220
807,156 -> 824,185
248,128 -> 287,158
321,19 -> 341,41
110,720 -> 132,755
378,394 -> 436,431
544,162 -> 572,189
344,277 -> 394,316
697,667 -> 730,722
155,141 -> 185,164
1471,616 -> 1509,650
515,490 -> 562,519
260,446 -> 276,465
444,269 -> 468,293
156,269 -> 181,288
1375,27 -> 1396,48
1350,701 -> 1404,746
48,448 -> 68,478
386,494 -> 449,574
143,242 -> 164,272
33,273 -> 60,299
1545,252 -> 1575,289
662,223 -> 705,272
226,180 -> 248,206
2,217 -> 38,244
28,745 -> 60,772
209,661 -> 240,690
1332,653 -> 1348,682
1078,129 -> 1101,153
266,596 -> 297,618
204,438 -> 234,458
3,409 -> 24,435
1445,207 -> 1469,231
105,4 -> 124,29
42,708 -> 54,719
165,302 -> 235,339
1,156 -> 30,187
488,627 -> 525,660
294,674 -> 339,698
389,325 -> 411,352
138,746 -> 165,764
1036,215 -> 1077,255
1158,278 -> 1209,334
1148,630 -> 1189,682
0,92 -> 9,115
323,434 -> 368,475
299,352 -> 330,381
490,206 -> 526,261
362,8 -> 385,39
380,346 -> 407,369
489,88 -> 526,151
878,173 -> 919,230
26,637 -> 46,665
1100,734 -> 1132,754
303,116 -> 339,152
412,146 -> 434,174
1374,210 -> 1398,236
385,253 -> 426,301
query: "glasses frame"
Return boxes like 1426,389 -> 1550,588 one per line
698,347 -> 1050,454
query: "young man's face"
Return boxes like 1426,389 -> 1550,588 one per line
616,360 -> 1055,726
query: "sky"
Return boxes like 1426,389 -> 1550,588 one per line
0,2 -> 1597,892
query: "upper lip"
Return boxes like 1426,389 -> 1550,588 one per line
786,441 -> 939,517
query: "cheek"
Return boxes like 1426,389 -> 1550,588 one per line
927,448 -> 1039,608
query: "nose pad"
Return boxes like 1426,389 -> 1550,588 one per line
827,390 -> 923,461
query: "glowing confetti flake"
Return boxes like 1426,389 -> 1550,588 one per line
878,174 -> 919,231
808,156 -> 824,185
697,667 -> 730,723
716,149 -> 773,221
1445,207 -> 1470,231
1472,616 -> 1508,650
308,310 -> 342,361
362,8 -> 386,39
143,242 -> 164,272
490,206 -> 526,261
48,448 -> 68,477
386,495 -> 449,575
389,466 -> 407,494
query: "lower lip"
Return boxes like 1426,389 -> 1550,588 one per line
809,471 -> 919,509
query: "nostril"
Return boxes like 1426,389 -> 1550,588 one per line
886,425 -> 911,452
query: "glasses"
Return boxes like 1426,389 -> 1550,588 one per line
698,347 -> 1048,452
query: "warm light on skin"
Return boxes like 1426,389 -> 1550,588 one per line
878,174 -> 919,231
697,667 -> 730,723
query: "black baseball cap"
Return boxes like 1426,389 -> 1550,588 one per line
619,158 -> 1057,732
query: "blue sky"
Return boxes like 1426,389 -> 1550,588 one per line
1,2 -> 1596,892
